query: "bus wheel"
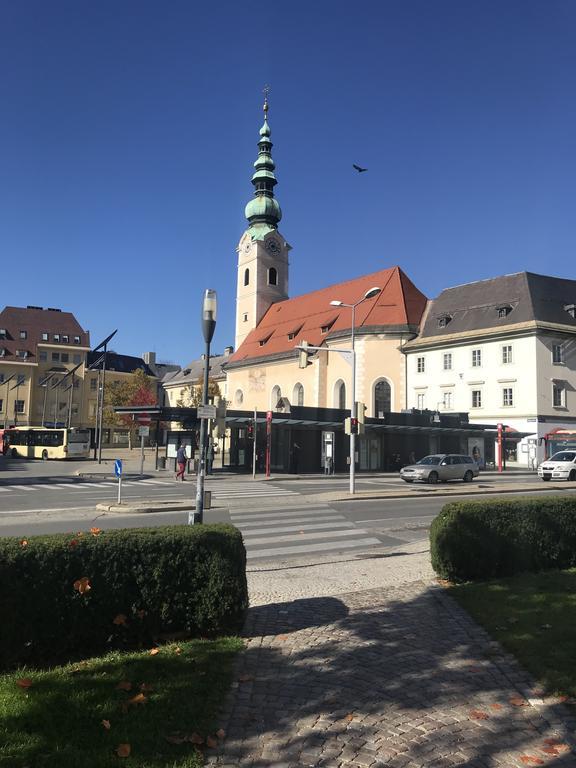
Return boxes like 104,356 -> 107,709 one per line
42,450 -> 48,461
11,448 -> 17,458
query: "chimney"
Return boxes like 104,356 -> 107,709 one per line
143,351 -> 156,366
224,346 -> 234,357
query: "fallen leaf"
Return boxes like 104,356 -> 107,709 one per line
469,710 -> 489,720
542,747 -> 560,755
149,648 -> 160,656
542,741 -> 570,754
187,733 -> 204,745
174,646 -> 182,655
216,728 -> 226,739
206,735 -> 218,748
489,703 -> 503,710
116,681 -> 132,692
90,527 -> 101,536
20,539 -> 28,547
520,757 -> 544,766
113,614 -> 128,626
73,576 -> 91,594
345,713 -> 355,722
276,634 -> 288,641
128,692 -> 147,706
510,696 -> 528,707
76,531 -> 84,537
165,732 -> 187,745
16,678 -> 33,689
116,743 -> 131,758
102,719 -> 111,730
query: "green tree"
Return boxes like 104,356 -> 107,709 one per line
104,369 -> 157,449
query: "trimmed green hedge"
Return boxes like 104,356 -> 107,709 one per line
0,524 -> 248,670
430,496 -> 576,582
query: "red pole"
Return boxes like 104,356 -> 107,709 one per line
497,422 -> 503,473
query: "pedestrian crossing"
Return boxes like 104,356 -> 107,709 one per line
201,478 -> 299,499
227,502 -> 381,560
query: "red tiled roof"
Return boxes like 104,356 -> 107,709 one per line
0,306 -> 90,362
229,266 -> 427,364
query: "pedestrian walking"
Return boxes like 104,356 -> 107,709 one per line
207,442 -> 215,474
175,444 -> 187,481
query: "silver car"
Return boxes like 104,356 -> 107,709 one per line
399,454 -> 479,484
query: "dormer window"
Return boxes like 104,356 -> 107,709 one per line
259,333 -> 272,347
564,304 -> 576,319
497,305 -> 512,318
288,325 -> 303,341
53,334 -> 60,342
16,350 -> 28,359
0,329 -> 6,339
41,332 -> 49,341
19,330 -> 27,340
0,348 -> 5,357
437,315 -> 452,328
62,335 -> 69,343
73,335 -> 81,344
321,317 -> 337,334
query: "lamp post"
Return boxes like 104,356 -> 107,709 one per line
329,286 -> 381,494
193,289 -> 217,524
1,374 -> 15,428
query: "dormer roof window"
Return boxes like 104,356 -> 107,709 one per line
564,304 -> 576,319
320,317 -> 337,334
497,305 -> 512,318
287,325 -> 303,341
437,314 -> 452,328
16,349 -> 28,359
259,333 -> 273,347
0,348 -> 5,357
0,329 -> 6,339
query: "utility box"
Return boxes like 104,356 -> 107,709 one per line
203,490 -> 212,510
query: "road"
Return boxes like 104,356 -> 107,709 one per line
1,465 -> 574,562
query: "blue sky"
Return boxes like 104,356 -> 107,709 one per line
1,1 -> 575,364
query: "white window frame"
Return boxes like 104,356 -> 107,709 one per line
417,393 -> 425,410
443,353 -> 452,371
472,349 -> 482,368
416,356 -> 425,373
501,345 -> 513,364
553,384 -> 566,408
502,387 -> 514,407
471,389 -> 482,408
442,391 -> 453,409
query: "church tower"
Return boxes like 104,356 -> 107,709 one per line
235,94 -> 290,349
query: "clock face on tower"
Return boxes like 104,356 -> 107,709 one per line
265,237 -> 281,255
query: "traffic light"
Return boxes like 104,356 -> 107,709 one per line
356,402 -> 366,435
247,420 -> 254,438
298,340 -> 313,369
344,417 -> 358,435
215,397 -> 227,438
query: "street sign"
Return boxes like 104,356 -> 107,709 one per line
138,426 -> 150,437
197,404 -> 217,419
137,412 -> 151,425
114,459 -> 123,477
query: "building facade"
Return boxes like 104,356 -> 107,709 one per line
403,272 -> 576,466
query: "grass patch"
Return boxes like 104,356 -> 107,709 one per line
450,568 -> 576,699
0,637 -> 243,767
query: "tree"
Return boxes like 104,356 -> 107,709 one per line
104,369 -> 157,449
176,376 -> 221,407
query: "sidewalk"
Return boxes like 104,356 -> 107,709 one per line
205,543 -> 576,767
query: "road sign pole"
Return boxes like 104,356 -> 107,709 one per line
117,475 -> 122,504
140,433 -> 144,477
252,407 -> 257,479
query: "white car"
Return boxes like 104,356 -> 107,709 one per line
538,450 -> 576,481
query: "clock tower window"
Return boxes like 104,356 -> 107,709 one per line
268,267 -> 278,286
244,268 -> 250,286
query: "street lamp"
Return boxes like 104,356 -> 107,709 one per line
193,289 -> 217,524
329,286 -> 381,494
1,374 -> 15,428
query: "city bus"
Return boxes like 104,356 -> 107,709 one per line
0,427 -> 91,460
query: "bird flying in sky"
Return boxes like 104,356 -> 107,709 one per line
353,164 -> 368,173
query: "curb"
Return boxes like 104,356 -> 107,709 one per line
95,500 -> 196,514
313,482 -> 567,504
75,472 -> 155,480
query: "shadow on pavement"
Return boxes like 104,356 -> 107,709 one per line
208,584 -> 576,767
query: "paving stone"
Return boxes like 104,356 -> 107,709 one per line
209,582 -> 576,768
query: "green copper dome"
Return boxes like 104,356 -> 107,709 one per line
245,103 -> 282,232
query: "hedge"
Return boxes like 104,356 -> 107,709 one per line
430,495 -> 576,582
0,524 -> 248,670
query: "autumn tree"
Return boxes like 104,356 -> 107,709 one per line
176,376 -> 221,407
104,369 -> 157,449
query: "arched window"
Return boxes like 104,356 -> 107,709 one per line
235,389 -> 244,406
334,380 -> 346,410
293,383 -> 304,407
271,385 -> 281,409
244,268 -> 249,286
268,267 -> 278,286
374,379 -> 392,417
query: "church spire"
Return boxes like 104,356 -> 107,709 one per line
244,87 -> 282,235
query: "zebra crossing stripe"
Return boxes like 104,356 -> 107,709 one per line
230,506 -> 334,521
246,537 -> 381,559
236,514 -> 346,528
242,528 -> 371,546
239,521 -> 354,536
